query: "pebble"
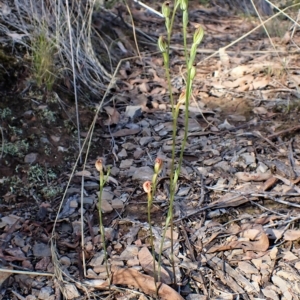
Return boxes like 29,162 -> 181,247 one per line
38,286 -> 53,300
132,166 -> 154,181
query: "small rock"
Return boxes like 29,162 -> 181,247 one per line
83,197 -> 94,206
214,161 -> 231,172
240,153 -> 255,165
13,235 -> 25,247
120,245 -> 139,260
60,256 -> 71,267
118,148 -> 127,158
38,286 -> 53,300
110,166 -> 119,176
36,257 -> 51,271
89,252 -> 105,267
120,159 -> 133,169
111,260 -> 124,266
40,137 -> 50,144
133,149 -> 144,159
98,198 -> 112,213
50,135 -> 60,142
122,142 -> 136,150
86,268 -> 98,278
100,190 -> 114,201
139,137 -> 153,146
132,166 -> 154,181
203,157 -> 222,166
111,199 -> 124,209
32,243 -> 51,257
127,257 -> 139,267
64,284 -> 80,300
93,265 -> 107,273
113,242 -> 122,250
24,153 -> 38,164
84,181 -> 99,190
257,162 -> 268,173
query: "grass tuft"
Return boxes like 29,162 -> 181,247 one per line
32,30 -> 56,91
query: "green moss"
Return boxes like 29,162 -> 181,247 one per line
3,140 -> 29,157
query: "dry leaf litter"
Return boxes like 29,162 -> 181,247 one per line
1,1 -> 300,300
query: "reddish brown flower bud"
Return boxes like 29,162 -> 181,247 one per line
154,158 -> 163,174
143,181 -> 152,194
95,159 -> 103,173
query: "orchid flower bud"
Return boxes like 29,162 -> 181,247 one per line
193,26 -> 204,45
178,90 -> 186,105
154,158 -> 163,174
162,2 -> 170,18
190,66 -> 196,80
95,159 -> 103,173
180,0 -> 188,11
158,36 -> 167,53
143,181 -> 152,194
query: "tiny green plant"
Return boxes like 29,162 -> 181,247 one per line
95,159 -> 111,285
156,0 -> 204,285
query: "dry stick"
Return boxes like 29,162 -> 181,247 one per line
250,0 -> 279,59
288,138 -> 297,180
124,0 -> 142,60
267,124 -> 300,139
174,189 -> 300,223
0,269 -> 53,276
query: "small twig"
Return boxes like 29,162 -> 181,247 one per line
267,125 -> 300,139
133,0 -> 163,18
0,268 -> 53,276
288,138 -> 297,179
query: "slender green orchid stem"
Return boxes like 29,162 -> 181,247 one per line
97,166 -> 111,286
157,0 -> 204,286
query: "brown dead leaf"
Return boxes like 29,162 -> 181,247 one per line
283,230 -> 300,241
104,106 -> 120,125
235,171 -> 272,182
86,267 -> 184,300
207,225 -> 269,253
262,176 -> 278,191
252,77 -> 270,90
101,126 -> 141,138
138,82 -> 150,93
138,247 -> 171,284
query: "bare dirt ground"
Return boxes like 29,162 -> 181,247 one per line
1,1 -> 300,299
